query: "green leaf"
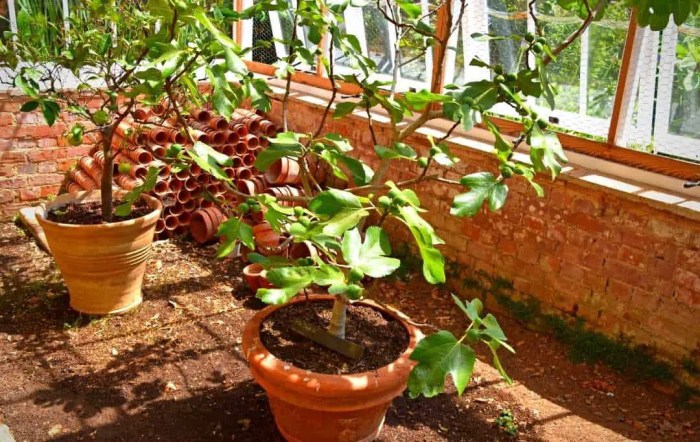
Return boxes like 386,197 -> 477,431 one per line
217,218 -> 255,257
20,101 -> 39,112
529,126 -> 567,179
40,101 -> 60,127
189,141 -> 232,181
313,265 -> 346,286
322,208 -> 368,236
341,227 -> 400,278
451,172 -> 508,217
395,205 -> 445,284
333,101 -> 357,118
408,331 -> 476,398
309,189 -> 362,217
254,132 -> 304,171
115,167 -> 159,217
324,133 -> 353,152
224,47 -> 248,75
374,143 -> 418,160
404,90 -> 449,111
192,10 -> 240,51
257,266 -> 316,304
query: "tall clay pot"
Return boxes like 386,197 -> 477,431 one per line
35,190 -> 162,315
242,295 -> 422,442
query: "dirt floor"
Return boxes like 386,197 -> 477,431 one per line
1,221 -> 699,442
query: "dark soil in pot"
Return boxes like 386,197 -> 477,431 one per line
46,199 -> 152,224
259,300 -> 409,374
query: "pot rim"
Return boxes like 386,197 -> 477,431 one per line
36,189 -> 163,230
242,294 -> 423,397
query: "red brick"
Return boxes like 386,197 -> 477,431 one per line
40,184 -> 60,197
26,148 -> 69,163
0,190 -> 15,204
19,187 -> 40,201
0,112 -> 13,126
0,151 -> 27,163
27,174 -> 64,186
0,164 -> 15,176
616,244 -> 647,268
0,176 -> 28,189
499,239 -> 517,256
523,215 -> 545,232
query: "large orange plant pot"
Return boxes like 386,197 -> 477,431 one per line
35,190 -> 162,315
242,295 -> 423,442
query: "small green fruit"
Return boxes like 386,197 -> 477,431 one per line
246,198 -> 256,205
349,267 -> 364,282
494,64 -> 504,75
525,33 -> 535,43
238,203 -> 250,214
294,206 -> 304,216
537,119 -> 549,129
388,188 -> 401,199
506,73 -> 517,83
429,146 -> 441,157
378,195 -> 392,208
532,43 -> 544,54
251,204 -> 261,213
345,284 -> 363,299
494,74 -> 506,84
417,157 -> 429,168
299,216 -> 311,227
537,37 -> 547,45
499,164 -> 514,178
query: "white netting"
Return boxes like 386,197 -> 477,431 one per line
617,16 -> 700,163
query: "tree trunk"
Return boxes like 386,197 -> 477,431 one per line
100,130 -> 114,222
327,296 -> 349,339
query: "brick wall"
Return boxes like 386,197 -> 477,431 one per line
269,95 -> 700,372
0,92 -> 93,219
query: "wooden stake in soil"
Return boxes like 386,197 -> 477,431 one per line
291,319 -> 365,361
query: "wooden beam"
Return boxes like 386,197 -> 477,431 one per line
245,60 -> 362,95
488,115 -> 700,181
607,10 -> 639,145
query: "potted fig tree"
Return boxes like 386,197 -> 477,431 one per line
179,0 -> 695,440
0,0 -> 264,314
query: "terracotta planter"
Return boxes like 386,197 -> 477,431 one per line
35,190 -> 162,315
264,157 -> 302,185
242,295 -> 422,442
252,222 -> 280,248
242,263 -> 271,291
289,241 -> 318,261
190,207 -> 226,244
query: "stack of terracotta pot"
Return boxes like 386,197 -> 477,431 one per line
64,106 -> 306,241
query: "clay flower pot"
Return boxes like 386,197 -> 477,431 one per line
264,157 -> 301,185
252,221 -> 280,248
35,190 -> 162,315
190,207 -> 226,244
242,295 -> 422,442
242,263 -> 272,292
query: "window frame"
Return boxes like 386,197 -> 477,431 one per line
238,1 -> 700,181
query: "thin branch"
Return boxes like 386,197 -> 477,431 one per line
543,0 -> 603,65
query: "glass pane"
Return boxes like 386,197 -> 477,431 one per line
333,1 -> 434,89
250,0 -> 316,71
669,17 -> 700,141
0,1 -> 10,40
618,12 -> 700,163
487,0 -> 527,75
15,0 -> 68,55
586,12 -> 628,119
